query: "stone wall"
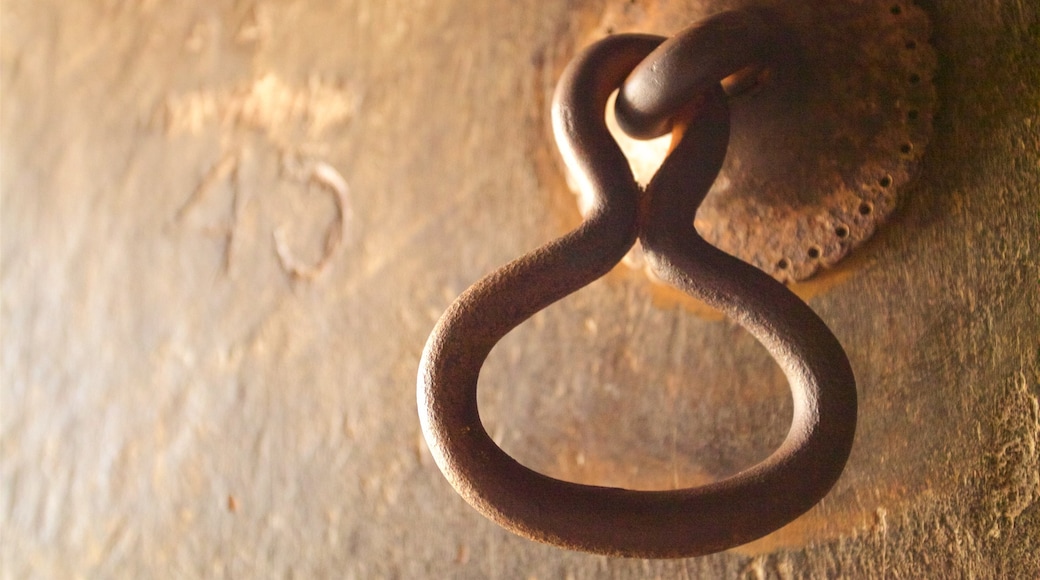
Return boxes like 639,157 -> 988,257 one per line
2,0 -> 1037,577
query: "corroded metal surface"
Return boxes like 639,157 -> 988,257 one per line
578,0 -> 937,283
697,0 -> 936,282
417,25 -> 857,558
615,9 -> 780,139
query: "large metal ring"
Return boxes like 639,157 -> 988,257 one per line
418,27 -> 857,558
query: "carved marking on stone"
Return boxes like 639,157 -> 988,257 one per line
177,153 -> 238,221
163,72 -> 358,280
236,4 -> 270,46
176,152 -> 242,274
160,73 -> 358,142
274,156 -> 352,280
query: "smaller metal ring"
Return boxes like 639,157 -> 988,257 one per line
614,8 -> 780,140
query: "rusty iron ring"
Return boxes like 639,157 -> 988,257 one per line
615,8 -> 780,140
640,87 -> 858,556
418,23 -> 857,558
418,33 -> 653,553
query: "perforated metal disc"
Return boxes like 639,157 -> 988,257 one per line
579,0 -> 937,283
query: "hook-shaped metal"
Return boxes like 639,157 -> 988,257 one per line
418,18 -> 857,558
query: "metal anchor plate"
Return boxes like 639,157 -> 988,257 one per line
559,0 -> 937,283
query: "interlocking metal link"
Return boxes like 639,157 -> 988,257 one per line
418,11 -> 857,558
615,8 -> 780,139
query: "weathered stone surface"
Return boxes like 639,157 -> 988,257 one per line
2,0 -> 1037,577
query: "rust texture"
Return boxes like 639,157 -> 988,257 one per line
691,0 -> 937,282
4,0 -> 1038,576
570,0 -> 937,283
417,17 -> 857,557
